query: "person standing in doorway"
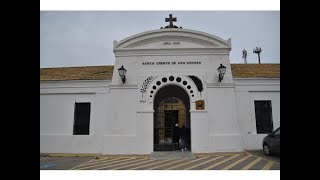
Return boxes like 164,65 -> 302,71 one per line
173,123 -> 180,150
180,125 -> 186,151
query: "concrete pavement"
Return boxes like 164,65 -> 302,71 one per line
40,151 -> 280,170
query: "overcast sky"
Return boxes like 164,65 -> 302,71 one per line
40,11 -> 279,68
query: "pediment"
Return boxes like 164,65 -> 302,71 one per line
113,29 -> 231,51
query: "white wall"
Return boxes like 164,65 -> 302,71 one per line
40,80 -> 111,154
102,86 -> 141,154
40,78 -> 280,154
205,86 -> 243,152
234,78 -> 280,150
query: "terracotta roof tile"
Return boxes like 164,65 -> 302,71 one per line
231,64 -> 280,78
40,64 -> 279,81
40,66 -> 114,81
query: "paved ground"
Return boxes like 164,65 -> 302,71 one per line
247,150 -> 280,164
40,156 -> 93,170
40,151 -> 280,170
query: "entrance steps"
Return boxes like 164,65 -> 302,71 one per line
149,151 -> 196,160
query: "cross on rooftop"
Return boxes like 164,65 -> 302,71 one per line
165,14 -> 176,28
162,14 -> 180,29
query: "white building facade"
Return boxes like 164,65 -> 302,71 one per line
40,26 -> 280,154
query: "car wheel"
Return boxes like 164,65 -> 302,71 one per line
263,143 -> 271,156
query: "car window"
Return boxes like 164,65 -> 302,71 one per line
274,128 -> 280,135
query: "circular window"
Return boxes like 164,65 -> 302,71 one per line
162,77 -> 167,83
176,77 -> 182,82
153,86 -> 156,90
192,95 -> 194,97
169,76 -> 174,81
150,95 -> 152,97
156,81 -> 161,86
187,85 -> 191,89
150,91 -> 153,94
183,81 -> 187,85
190,90 -> 193,93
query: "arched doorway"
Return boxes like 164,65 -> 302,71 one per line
153,85 -> 191,151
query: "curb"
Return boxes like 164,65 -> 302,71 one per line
99,154 -> 150,159
43,153 -> 102,157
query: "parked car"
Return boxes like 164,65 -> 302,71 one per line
262,127 -> 280,156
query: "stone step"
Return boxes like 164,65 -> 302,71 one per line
149,151 -> 196,160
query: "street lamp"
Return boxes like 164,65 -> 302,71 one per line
217,64 -> 226,82
253,46 -> 262,64
118,65 -> 127,84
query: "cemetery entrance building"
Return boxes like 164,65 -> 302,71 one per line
40,14 -> 280,155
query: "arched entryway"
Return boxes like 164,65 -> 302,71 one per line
153,85 -> 191,151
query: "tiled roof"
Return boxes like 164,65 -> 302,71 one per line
40,66 -> 114,81
40,64 -> 279,81
231,64 -> 280,78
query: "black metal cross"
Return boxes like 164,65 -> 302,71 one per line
165,14 -> 177,28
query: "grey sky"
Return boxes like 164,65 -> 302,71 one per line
40,11 -> 279,68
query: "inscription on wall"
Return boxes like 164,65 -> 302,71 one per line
142,61 -> 201,65
163,41 -> 181,45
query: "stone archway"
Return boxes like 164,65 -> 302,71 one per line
153,85 -> 191,151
